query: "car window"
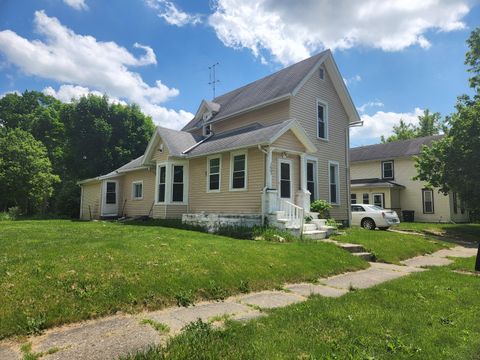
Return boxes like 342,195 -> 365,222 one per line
369,205 -> 383,211
351,205 -> 365,212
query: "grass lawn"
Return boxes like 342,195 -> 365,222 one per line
448,256 -> 479,273
126,262 -> 480,360
0,220 -> 367,339
397,222 -> 480,244
332,227 -> 450,263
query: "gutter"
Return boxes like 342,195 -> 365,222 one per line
181,132 -> 214,155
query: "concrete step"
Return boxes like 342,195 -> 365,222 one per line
303,223 -> 318,232
303,230 -> 327,240
312,219 -> 327,227
339,243 -> 366,253
353,252 -> 376,262
319,225 -> 336,237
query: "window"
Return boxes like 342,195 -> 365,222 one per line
382,160 -> 394,179
319,68 -> 325,80
230,151 -> 247,190
207,156 -> 221,192
422,189 -> 434,214
363,193 -> 369,204
453,192 -> 458,214
203,124 -> 212,136
279,160 -> 292,199
351,205 -> 365,212
106,182 -> 116,204
351,193 -> 357,204
172,165 -> 184,202
373,193 -> 384,208
317,100 -> 328,139
157,165 -> 166,203
306,161 -> 316,202
132,181 -> 143,200
328,161 -> 339,204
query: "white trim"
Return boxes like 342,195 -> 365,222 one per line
306,155 -> 319,201
277,158 -> 293,201
101,179 -> 119,216
79,185 -> 84,219
155,162 -> 167,205
373,193 -> 384,208
229,150 -> 248,191
316,99 -> 329,141
328,160 -> 340,205
131,180 -> 144,200
382,160 -> 394,179
292,52 -> 329,96
170,161 -> 189,205
207,154 -> 222,193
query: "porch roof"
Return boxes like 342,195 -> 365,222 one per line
351,178 -> 405,189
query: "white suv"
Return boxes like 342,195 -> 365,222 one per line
351,204 -> 400,230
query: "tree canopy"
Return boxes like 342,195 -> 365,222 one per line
0,92 -> 155,216
381,109 -> 443,143
415,27 -> 480,218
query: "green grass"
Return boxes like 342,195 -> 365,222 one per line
124,265 -> 480,360
397,222 -> 480,244
0,220 -> 367,339
332,227 -> 450,263
448,256 -> 478,273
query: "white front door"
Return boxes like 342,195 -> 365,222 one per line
102,180 -> 118,216
278,159 -> 292,200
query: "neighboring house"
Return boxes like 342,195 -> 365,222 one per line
78,50 -> 361,232
350,135 -> 469,223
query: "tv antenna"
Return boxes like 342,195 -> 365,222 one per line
208,62 -> 220,99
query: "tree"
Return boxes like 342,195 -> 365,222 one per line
381,109 -> 443,143
0,128 -> 60,213
415,27 -> 480,219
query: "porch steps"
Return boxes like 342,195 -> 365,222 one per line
323,240 -> 376,262
302,230 -> 328,240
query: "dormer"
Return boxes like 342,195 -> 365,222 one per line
189,99 -> 221,134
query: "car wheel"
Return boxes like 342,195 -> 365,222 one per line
362,218 -> 376,230
379,227 -> 389,231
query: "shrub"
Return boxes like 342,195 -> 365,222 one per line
310,200 -> 332,218
252,226 -> 298,242
7,206 -> 21,220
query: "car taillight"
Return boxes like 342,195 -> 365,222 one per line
382,212 -> 386,218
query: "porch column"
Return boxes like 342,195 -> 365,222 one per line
266,147 -> 273,188
296,153 -> 311,212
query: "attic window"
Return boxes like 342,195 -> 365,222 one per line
203,124 -> 212,136
319,68 -> 325,80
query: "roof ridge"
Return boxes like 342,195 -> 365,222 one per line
351,134 -> 444,150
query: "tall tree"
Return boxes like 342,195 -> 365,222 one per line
415,27 -> 480,218
381,109 -> 443,143
0,128 -> 59,213
381,119 -> 416,143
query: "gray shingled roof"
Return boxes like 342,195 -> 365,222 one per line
350,135 -> 444,162
182,51 -> 328,131
156,126 -> 199,156
186,120 -> 295,157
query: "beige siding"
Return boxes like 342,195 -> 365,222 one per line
121,168 -> 156,218
80,182 -> 101,220
290,65 -> 350,220
152,139 -> 170,162
188,147 -> 265,213
351,158 -> 461,222
152,205 -> 188,219
272,130 -> 307,153
212,100 -> 290,134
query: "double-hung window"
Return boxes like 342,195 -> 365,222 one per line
422,189 -> 434,214
231,151 -> 247,190
132,181 -> 143,200
172,165 -> 184,202
207,156 -> 221,192
157,165 -> 166,203
363,193 -> 369,204
306,161 -> 316,202
351,193 -> 357,204
328,161 -> 339,204
317,100 -> 328,140
382,160 -> 394,179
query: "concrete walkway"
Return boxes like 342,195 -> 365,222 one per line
0,245 -> 476,360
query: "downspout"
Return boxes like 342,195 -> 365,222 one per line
258,145 -> 269,226
182,132 -> 214,155
346,120 -> 364,226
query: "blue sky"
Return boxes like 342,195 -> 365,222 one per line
0,0 -> 478,146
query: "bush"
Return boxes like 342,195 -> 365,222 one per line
252,226 -> 298,242
7,206 -> 21,220
310,200 -> 332,218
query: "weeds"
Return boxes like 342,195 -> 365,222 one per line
140,319 -> 170,334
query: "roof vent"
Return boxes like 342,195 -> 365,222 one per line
319,68 -> 325,80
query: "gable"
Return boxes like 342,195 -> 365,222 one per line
271,130 -> 307,153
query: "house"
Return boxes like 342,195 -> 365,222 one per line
350,135 -> 469,223
78,50 -> 361,234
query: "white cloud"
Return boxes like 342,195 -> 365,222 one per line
0,11 -> 193,128
42,85 -> 127,105
145,0 -> 202,26
357,100 -> 384,113
63,0 -> 88,11
209,0 -> 471,65
351,107 -> 424,145
0,90 -> 20,99
344,74 -> 362,86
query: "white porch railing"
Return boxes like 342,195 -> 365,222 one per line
271,196 -> 304,228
